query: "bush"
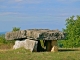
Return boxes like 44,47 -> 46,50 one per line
0,34 -> 15,49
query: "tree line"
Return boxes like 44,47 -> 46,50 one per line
58,15 -> 80,48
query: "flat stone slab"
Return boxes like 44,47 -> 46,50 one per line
5,29 -> 65,40
5,30 -> 27,40
13,39 -> 38,52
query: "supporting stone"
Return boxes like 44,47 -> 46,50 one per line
45,40 -> 52,51
13,39 -> 38,52
51,40 -> 58,52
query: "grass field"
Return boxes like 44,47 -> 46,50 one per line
0,48 -> 80,60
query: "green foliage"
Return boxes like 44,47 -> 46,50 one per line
40,40 -> 45,48
0,34 -> 7,44
12,27 -> 20,31
0,34 -> 15,49
60,15 -> 80,48
0,27 -> 20,49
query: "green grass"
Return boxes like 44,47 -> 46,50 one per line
0,48 -> 80,60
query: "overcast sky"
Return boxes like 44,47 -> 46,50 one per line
0,0 -> 80,32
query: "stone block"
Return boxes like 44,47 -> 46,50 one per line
13,39 -> 38,52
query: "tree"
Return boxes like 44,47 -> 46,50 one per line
62,15 -> 80,48
0,34 -> 6,44
12,27 -> 20,31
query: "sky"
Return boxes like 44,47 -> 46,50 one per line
0,0 -> 80,32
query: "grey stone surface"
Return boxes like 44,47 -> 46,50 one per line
13,39 -> 38,52
5,30 -> 27,40
5,29 -> 65,40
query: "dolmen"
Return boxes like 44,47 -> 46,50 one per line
5,29 -> 65,52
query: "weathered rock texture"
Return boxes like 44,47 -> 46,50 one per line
13,39 -> 38,52
51,40 -> 58,52
5,30 -> 27,40
5,29 -> 65,52
5,29 -> 65,40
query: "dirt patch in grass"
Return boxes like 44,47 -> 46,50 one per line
0,44 -> 13,49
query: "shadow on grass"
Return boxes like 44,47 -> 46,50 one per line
58,48 -> 80,52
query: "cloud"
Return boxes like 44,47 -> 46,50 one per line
15,0 -> 23,2
0,6 -> 7,8
0,12 -> 19,16
56,0 -> 80,3
24,0 -> 42,4
0,0 -> 43,4
1,0 -> 80,4
7,0 -> 43,4
57,0 -> 80,2
0,0 -> 5,2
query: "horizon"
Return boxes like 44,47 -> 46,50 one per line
0,0 -> 80,32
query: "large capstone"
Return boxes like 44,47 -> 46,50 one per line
5,30 -> 27,40
5,29 -> 65,40
13,39 -> 38,52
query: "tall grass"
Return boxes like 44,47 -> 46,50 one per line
0,34 -> 15,49
0,48 -> 80,60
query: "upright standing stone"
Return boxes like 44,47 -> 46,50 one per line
46,41 -> 51,51
51,40 -> 58,52
13,39 -> 38,52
